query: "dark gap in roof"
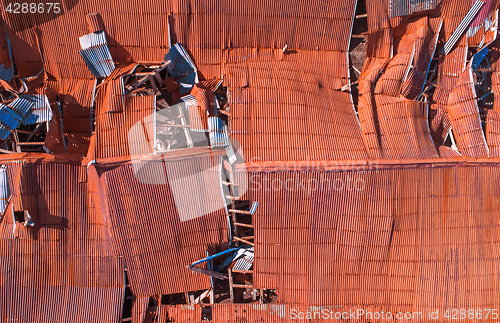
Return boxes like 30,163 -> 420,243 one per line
13,210 -> 24,223
350,0 -> 368,110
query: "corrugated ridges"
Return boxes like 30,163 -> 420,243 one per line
3,0 -> 357,83
239,163 -> 500,307
486,41 -> 500,157
92,65 -> 154,160
225,52 -> 367,162
360,16 -> 439,159
158,304 -> 202,323
0,161 -> 124,322
428,4 -> 470,145
21,94 -> 53,125
99,157 -> 229,296
389,0 -> 442,18
447,67 -> 489,157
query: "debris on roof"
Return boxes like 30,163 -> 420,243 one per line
441,0 -> 485,55
78,31 -> 115,78
0,165 -> 9,214
21,94 -> 52,125
164,43 -> 199,94
0,64 -> 14,82
3,0 -> 500,321
389,0 -> 443,18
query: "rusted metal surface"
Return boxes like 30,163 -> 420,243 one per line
359,16 -> 440,159
447,67 -> 489,157
224,53 -> 367,162
158,304 -> 202,323
0,161 -> 124,322
236,161 -> 500,308
98,156 -> 229,296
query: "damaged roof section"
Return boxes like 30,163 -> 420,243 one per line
0,160 -> 124,322
79,31 -> 115,78
98,156 -> 229,297
164,43 -> 199,94
389,0 -> 443,18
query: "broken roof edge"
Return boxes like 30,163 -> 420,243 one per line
0,152 -> 83,164
82,146 -> 227,167
236,157 -> 500,172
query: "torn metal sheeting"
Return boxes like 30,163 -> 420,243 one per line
472,47 -> 489,70
232,248 -> 254,271
0,64 -> 14,82
21,94 -> 53,125
164,43 -> 199,94
208,117 -> 230,148
79,31 -> 115,78
190,248 -> 240,267
0,165 -> 9,214
0,98 -> 33,139
389,0 -> 442,18
164,43 -> 197,78
187,265 -> 229,280
442,0 -> 485,55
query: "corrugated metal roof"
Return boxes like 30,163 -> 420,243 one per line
164,43 -> 199,94
0,64 -> 14,82
442,0 -> 484,55
389,0 -> 442,18
0,166 -> 9,215
98,156 -> 229,296
236,160 -> 500,306
158,304 -> 202,323
225,54 -> 367,162
79,31 -> 115,78
86,13 -> 105,33
359,16 -> 440,159
0,161 -> 124,322
447,67 -> 489,157
21,94 -> 53,125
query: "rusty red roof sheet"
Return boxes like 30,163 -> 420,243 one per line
0,160 -> 124,322
224,53 -> 368,162
447,67 -> 489,157
97,156 -> 229,296
359,16 -> 439,159
235,160 -> 500,306
158,304 -> 202,323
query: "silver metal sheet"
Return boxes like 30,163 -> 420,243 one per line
389,0 -> 442,18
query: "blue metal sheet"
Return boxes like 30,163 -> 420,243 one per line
0,166 -> 9,214
0,107 -> 21,132
8,97 -> 32,117
0,124 -> 10,140
79,31 -> 107,49
0,98 -> 32,132
79,31 -> 115,78
0,64 -> 14,82
164,43 -> 197,78
177,72 -> 198,94
472,47 -> 489,71
208,117 -> 230,147
21,94 -> 53,125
